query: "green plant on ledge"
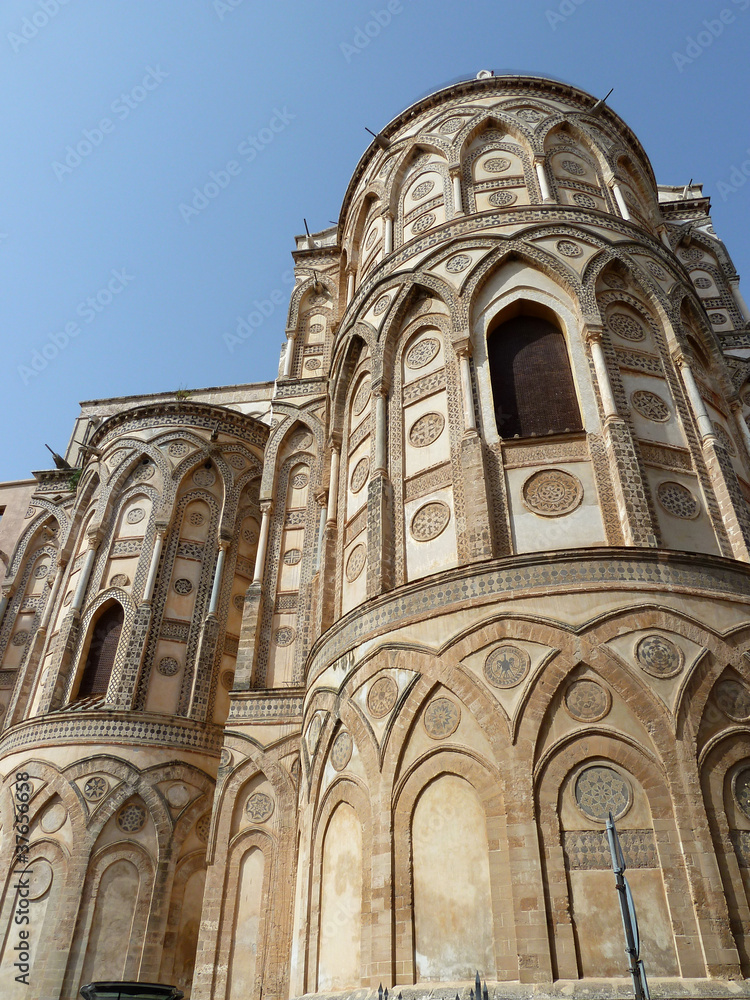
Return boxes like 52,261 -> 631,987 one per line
68,468 -> 83,492
175,386 -> 192,400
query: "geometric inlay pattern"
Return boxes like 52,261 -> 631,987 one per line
424,697 -> 461,739
715,680 -> 750,721
522,469 -> 583,517
331,731 -> 353,770
117,802 -> 147,833
174,578 -> 193,595
713,422 -> 737,456
446,254 -> 472,273
193,468 -> 216,487
575,765 -> 632,822
484,157 -> 511,172
412,180 -> 435,199
158,657 -> 180,677
564,829 -> 658,869
573,193 -> 596,208
564,679 -> 611,722
632,390 -> 670,421
283,548 -> 302,566
409,412 -> 445,448
274,627 -> 296,647
561,159 -> 586,175
405,338 -> 440,370
488,191 -> 516,207
635,634 -> 683,678
412,213 -> 435,235
484,644 -> 530,689
373,295 -> 391,316
556,239 -> 582,257
352,378 -> 371,416
246,791 -> 275,823
656,481 -> 700,519
126,508 -> 145,524
410,501 -> 451,541
367,676 -> 398,718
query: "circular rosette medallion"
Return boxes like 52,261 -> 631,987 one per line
522,469 -> 583,517
575,765 -> 632,822
564,679 -> 611,722
484,644 -> 530,689
635,634 -> 683,678
367,676 -> 398,718
246,792 -> 275,823
715,679 -> 750,721
331,731 -> 353,771
423,697 -> 461,739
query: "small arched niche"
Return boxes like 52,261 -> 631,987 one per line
487,302 -> 583,439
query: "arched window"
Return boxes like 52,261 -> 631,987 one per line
76,603 -> 124,699
488,314 -> 582,438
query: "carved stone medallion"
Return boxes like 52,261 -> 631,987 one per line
126,508 -> 145,524
573,193 -> 596,208
373,295 -> 391,316
409,412 -> 445,448
575,765 -> 631,822
412,180 -> 435,199
109,574 -> 129,588
291,472 -> 309,489
166,783 -> 191,809
412,212 -> 435,235
305,358 -> 321,371
352,378 -> 371,416
40,802 -> 67,834
609,313 -> 645,342
632,389 -> 670,422
635,634 -> 683,678
221,670 -> 234,691
715,679 -> 750,721
11,631 -> 30,647
564,679 -> 611,722
656,482 -> 700,519
189,511 -> 205,526
367,676 -> 398,718
193,467 -> 216,487
424,697 -> 460,739
484,157 -> 511,172
439,116 -> 463,133
27,859 -> 53,900
556,239 -> 582,257
227,453 -> 246,469
195,814 -> 211,843
346,544 -> 366,582
83,776 -> 108,801
331,731 -> 353,770
406,337 -> 440,370
174,578 -> 193,595
561,159 -> 585,175
158,657 -> 180,677
34,563 -> 50,579
117,802 -> 147,833
168,441 -> 189,457
274,627 -> 296,646
233,593 -> 245,611
488,190 -> 516,207
350,457 -> 370,493
522,469 -> 583,517
410,501 -> 451,541
484,644 -> 530,689
446,254 -> 471,273
283,548 -> 302,565
246,791 -> 275,823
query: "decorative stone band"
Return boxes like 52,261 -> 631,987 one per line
307,549 -> 750,682
0,711 -> 225,758
228,692 -> 304,722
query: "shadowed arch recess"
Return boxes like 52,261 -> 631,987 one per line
76,603 -> 124,699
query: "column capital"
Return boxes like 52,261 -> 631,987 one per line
584,325 -> 605,345
372,380 -> 389,399
454,338 -> 472,359
260,500 -> 274,516
314,488 -> 328,507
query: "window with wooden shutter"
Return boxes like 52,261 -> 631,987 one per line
76,603 -> 124,699
488,314 -> 582,438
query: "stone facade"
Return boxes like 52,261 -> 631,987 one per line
0,74 -> 750,1000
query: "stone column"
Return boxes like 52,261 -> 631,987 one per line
346,269 -> 355,304
0,586 -> 11,631
732,400 -> 750,458
314,492 -> 327,573
535,158 -> 554,203
326,444 -> 340,527
450,168 -> 463,216
252,502 -> 273,585
587,330 -> 618,419
729,277 -> 750,323
677,355 -> 715,441
143,527 -> 165,603
208,540 -> 229,617
283,332 -> 296,377
383,212 -> 393,255
457,345 -> 476,433
71,543 -> 97,612
367,385 -> 393,596
373,388 -> 388,474
612,181 -> 631,221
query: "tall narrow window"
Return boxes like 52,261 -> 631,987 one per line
488,314 -> 582,438
77,603 -> 123,699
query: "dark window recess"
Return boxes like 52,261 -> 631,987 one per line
77,603 -> 124,698
488,315 -> 583,438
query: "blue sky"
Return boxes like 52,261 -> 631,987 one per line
1,0 -> 747,481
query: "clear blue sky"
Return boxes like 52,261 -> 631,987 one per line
1,0 -> 748,480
